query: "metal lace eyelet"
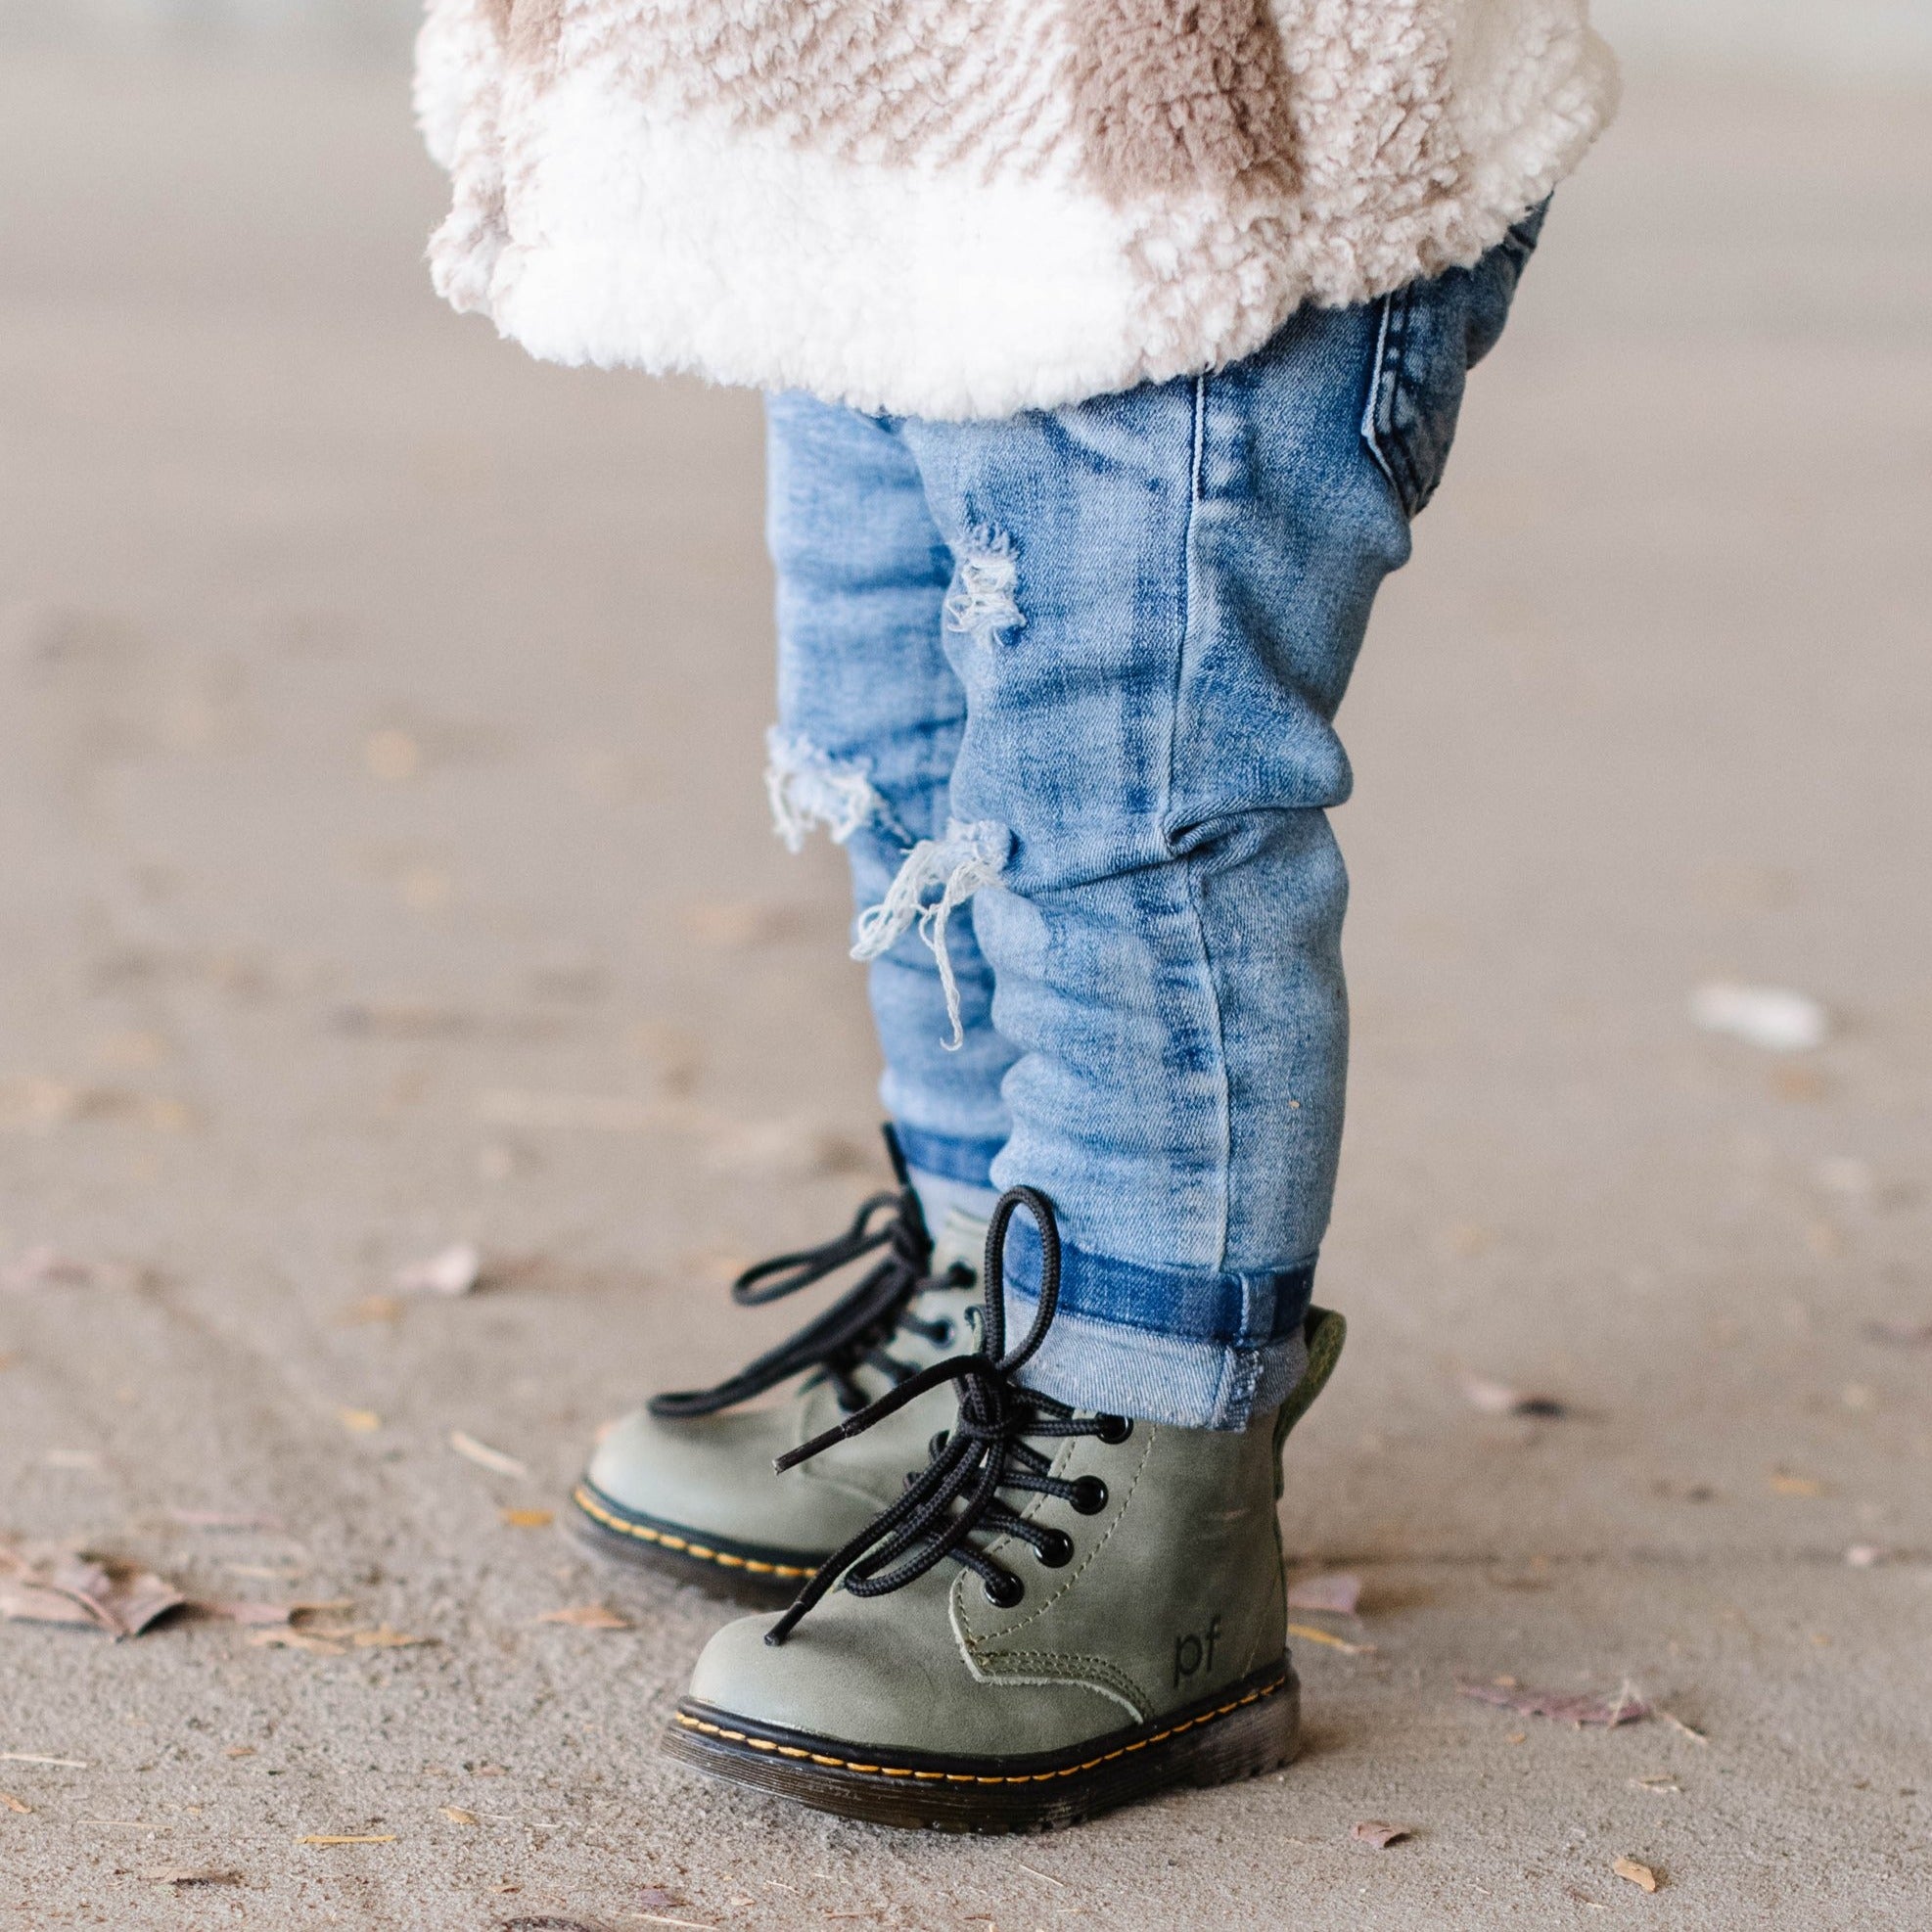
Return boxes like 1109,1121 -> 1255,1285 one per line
1034,1529 -> 1074,1569
983,1572 -> 1025,1608
931,1318 -> 955,1347
1093,1414 -> 1132,1445
1069,1475 -> 1108,1516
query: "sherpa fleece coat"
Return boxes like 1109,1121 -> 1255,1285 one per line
416,1 -> 1617,421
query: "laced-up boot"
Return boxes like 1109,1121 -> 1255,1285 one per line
570,1128 -> 988,1603
661,1186 -> 1347,1830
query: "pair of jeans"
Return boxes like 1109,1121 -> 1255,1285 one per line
762,210 -> 1544,1430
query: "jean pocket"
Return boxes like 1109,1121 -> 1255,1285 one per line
1360,202 -> 1547,520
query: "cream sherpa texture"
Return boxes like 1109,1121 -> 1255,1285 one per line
416,1 -> 1617,421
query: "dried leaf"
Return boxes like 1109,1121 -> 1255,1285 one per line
1612,1857 -> 1661,1893
501,1509 -> 554,1530
1286,1571 -> 1363,1616
1351,1819 -> 1410,1848
450,1431 -> 529,1479
340,1295 -> 402,1327
299,1834 -> 397,1846
350,1626 -> 436,1649
0,1538 -> 184,1637
1461,1375 -> 1568,1418
535,1604 -> 631,1631
224,1745 -> 256,1759
195,1598 -> 351,1629
1457,1680 -> 1650,1727
144,1868 -> 241,1887
1287,1622 -> 1375,1655
1690,982 -> 1828,1052
249,1629 -> 347,1657
338,1408 -> 382,1434
396,1242 -> 483,1298
0,1792 -> 31,1814
163,1508 -> 284,1532
441,1806 -> 479,1825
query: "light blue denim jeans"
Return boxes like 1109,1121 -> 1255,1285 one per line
764,210 -> 1545,1430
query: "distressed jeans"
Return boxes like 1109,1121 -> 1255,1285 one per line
763,211 -> 1544,1429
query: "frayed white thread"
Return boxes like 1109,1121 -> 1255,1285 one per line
763,727 -> 887,853
851,819 -> 1010,1051
943,530 -> 1024,648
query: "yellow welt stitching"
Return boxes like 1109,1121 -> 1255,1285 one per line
674,1678 -> 1281,1787
572,1488 -> 817,1579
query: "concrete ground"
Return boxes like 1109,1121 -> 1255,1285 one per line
1,49 -> 1928,1932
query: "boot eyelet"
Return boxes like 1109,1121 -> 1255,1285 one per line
931,1318 -> 955,1347
1069,1475 -> 1108,1516
983,1572 -> 1025,1608
1034,1529 -> 1074,1569
1093,1414 -> 1132,1445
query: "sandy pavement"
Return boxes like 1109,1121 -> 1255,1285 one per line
0,50 -> 1928,1931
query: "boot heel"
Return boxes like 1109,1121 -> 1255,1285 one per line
1179,1665 -> 1301,1787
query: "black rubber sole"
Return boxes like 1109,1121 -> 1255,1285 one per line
567,1480 -> 823,1608
661,1662 -> 1300,1833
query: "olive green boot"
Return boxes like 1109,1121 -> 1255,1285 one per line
662,1188 -> 1347,1832
571,1133 -> 988,1603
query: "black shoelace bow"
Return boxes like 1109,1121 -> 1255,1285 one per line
765,1185 -> 1128,1647
648,1127 -> 969,1421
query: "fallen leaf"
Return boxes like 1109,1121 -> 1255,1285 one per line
224,1745 -> 256,1759
396,1242 -> 483,1298
440,1806 -> 478,1825
338,1408 -> 382,1434
350,1626 -> 436,1649
1286,1571 -> 1363,1616
0,1538 -> 184,1637
450,1430 -> 529,1479
340,1295 -> 402,1327
535,1604 -> 631,1631
1863,1319 -> 1932,1350
1457,1681 -> 1650,1727
1613,1856 -> 1661,1893
1461,1375 -> 1568,1418
143,1868 -> 241,1887
0,1791 -> 31,1814
1287,1622 -> 1375,1655
1351,1819 -> 1410,1848
501,1509 -> 554,1530
249,1629 -> 347,1657
194,1599 -> 352,1629
1769,1471 -> 1827,1498
299,1834 -> 397,1846
162,1508 -> 284,1533
1690,982 -> 1828,1053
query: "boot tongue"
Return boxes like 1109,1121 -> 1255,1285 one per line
929,1207 -> 989,1284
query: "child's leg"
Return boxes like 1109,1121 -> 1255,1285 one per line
885,233 -> 1537,1429
762,392 -> 1018,1226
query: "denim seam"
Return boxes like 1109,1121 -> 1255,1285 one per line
1174,373 -> 1234,1272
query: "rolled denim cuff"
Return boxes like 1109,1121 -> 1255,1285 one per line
997,1216 -> 1316,1431
891,1123 -> 1004,1188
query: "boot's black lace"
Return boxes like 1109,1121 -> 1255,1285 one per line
765,1185 -> 1127,1647
648,1127 -> 969,1421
